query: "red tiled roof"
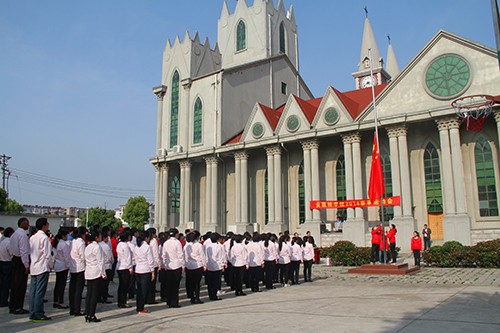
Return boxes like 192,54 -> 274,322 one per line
332,84 -> 388,119
259,103 -> 284,130
293,96 -> 322,124
224,131 -> 243,145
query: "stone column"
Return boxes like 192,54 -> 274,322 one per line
436,119 -> 456,215
210,158 -> 218,229
397,128 -> 412,217
273,149 -> 282,226
241,153 -> 249,226
265,146 -> 282,234
301,140 -> 321,247
386,127 -> 402,217
161,164 -> 169,231
234,155 -> 241,225
310,141 -> 321,222
179,161 -> 191,230
265,147 -> 275,225
184,161 -> 192,225
154,163 -> 161,229
153,86 -> 166,151
233,152 -> 251,233
301,142 -> 312,223
342,135 -> 355,220
351,134 -> 363,219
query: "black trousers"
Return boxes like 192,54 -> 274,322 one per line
389,243 -> 397,263
117,269 -> 131,306
128,266 -> 136,299
69,271 -> 85,315
9,256 -> 28,311
85,278 -> 101,318
413,250 -> 421,266
135,272 -> 151,311
0,261 -> 12,306
205,270 -> 221,300
146,267 -> 158,303
159,269 -> 167,301
53,269 -> 69,304
110,256 -> 117,281
165,268 -> 182,306
100,269 -> 112,302
371,244 -> 380,263
264,260 -> 276,289
303,260 -> 312,282
290,261 -> 300,284
279,263 -> 290,285
248,266 -> 263,291
185,267 -> 203,300
232,266 -> 245,293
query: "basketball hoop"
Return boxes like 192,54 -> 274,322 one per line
452,95 -> 495,132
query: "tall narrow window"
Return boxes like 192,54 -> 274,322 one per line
264,171 -> 269,225
298,163 -> 305,224
336,155 -> 347,221
424,143 -> 443,213
193,97 -> 202,144
171,176 -> 180,213
236,20 -> 246,51
475,136 -> 498,216
170,71 -> 179,148
381,150 -> 393,221
279,21 -> 286,54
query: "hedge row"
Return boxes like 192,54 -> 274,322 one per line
319,241 -> 399,266
422,239 -> 500,268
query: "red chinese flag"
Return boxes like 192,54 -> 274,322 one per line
368,134 -> 385,201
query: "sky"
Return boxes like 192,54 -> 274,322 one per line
0,0 -> 496,210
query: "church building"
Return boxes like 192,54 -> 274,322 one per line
150,0 -> 500,252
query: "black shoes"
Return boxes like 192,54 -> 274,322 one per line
12,309 -> 29,315
235,291 -> 247,296
73,312 -> 86,317
118,304 -> 131,308
190,299 -> 204,304
168,304 -> 181,308
85,315 -> 101,323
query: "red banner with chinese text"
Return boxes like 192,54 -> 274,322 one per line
309,196 -> 401,210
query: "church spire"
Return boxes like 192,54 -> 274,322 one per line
385,34 -> 400,79
358,10 -> 382,71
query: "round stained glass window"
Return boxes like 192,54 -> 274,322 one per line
425,54 -> 471,99
286,115 -> 300,132
252,122 -> 264,139
324,108 -> 340,126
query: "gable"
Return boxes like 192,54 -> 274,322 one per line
241,103 -> 277,143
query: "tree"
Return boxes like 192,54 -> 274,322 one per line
81,207 -> 121,230
122,196 -> 150,229
5,198 -> 23,213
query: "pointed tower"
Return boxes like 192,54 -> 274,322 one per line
352,10 -> 390,89
385,35 -> 400,80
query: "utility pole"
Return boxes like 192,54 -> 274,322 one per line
1,154 -> 12,194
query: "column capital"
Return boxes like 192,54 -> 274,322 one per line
234,151 -> 249,160
341,132 -> 361,144
435,116 -> 458,131
493,110 -> 500,123
204,156 -> 218,165
265,145 -> 281,156
301,139 -> 319,150
153,85 -> 167,101
386,125 -> 407,138
179,160 -> 191,169
154,162 -> 169,172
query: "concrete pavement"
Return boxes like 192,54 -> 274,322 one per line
1,263 -> 499,333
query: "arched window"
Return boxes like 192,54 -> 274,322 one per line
475,136 -> 499,216
264,171 -> 269,225
279,21 -> 286,54
298,162 -> 305,224
336,155 -> 347,221
170,71 -> 180,148
193,97 -> 202,144
171,176 -> 180,213
424,143 -> 443,213
381,150 -> 393,221
236,20 -> 246,51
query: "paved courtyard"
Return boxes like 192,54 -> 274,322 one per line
1,262 -> 499,333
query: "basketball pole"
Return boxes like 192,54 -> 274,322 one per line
368,49 -> 387,264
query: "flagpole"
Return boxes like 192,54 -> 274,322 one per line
368,49 -> 387,264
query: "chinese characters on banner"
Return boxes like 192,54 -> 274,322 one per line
309,196 -> 401,210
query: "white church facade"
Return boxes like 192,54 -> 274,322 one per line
150,0 -> 500,252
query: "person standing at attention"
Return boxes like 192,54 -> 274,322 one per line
84,230 -> 106,323
0,227 -> 14,308
411,231 -> 423,267
116,230 -> 133,309
53,229 -> 71,309
387,224 -> 397,264
9,217 -> 30,315
162,228 -> 184,308
29,218 -> 52,322
370,224 -> 382,264
422,224 -> 432,250
133,230 -> 155,314
69,227 -> 87,317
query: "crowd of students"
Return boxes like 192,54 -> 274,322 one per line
0,218 -> 317,323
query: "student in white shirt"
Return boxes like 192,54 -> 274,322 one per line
229,234 -> 248,296
184,231 -> 206,304
0,227 -> 14,308
247,232 -> 264,292
99,233 -> 114,304
204,232 -> 225,301
278,234 -> 291,287
134,230 -> 155,314
9,217 -> 30,315
69,226 -> 87,317
290,236 -> 303,285
28,218 -> 52,322
161,228 -> 184,308
84,230 -> 106,323
146,228 -> 160,305
116,230 -> 133,308
53,229 -> 71,309
302,236 -> 314,282
262,234 -> 278,290
127,228 -> 137,300
157,232 -> 168,302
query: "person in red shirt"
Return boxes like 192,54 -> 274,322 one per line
370,224 -> 382,264
387,224 -> 397,264
379,231 -> 389,263
411,231 -> 423,267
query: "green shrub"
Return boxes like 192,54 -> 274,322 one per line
320,241 -> 371,266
